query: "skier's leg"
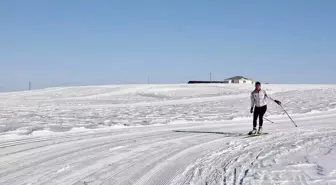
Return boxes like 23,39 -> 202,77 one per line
258,105 -> 267,127
258,105 -> 267,133
249,107 -> 259,135
258,111 -> 263,127
253,107 -> 259,129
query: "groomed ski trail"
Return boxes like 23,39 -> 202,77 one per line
1,118 -> 336,185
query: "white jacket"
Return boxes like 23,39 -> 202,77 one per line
250,89 -> 274,108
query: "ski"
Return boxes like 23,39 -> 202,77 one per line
246,132 -> 269,137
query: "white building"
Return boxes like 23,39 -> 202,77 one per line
223,76 -> 254,84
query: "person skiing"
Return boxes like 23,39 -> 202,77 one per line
249,81 -> 281,135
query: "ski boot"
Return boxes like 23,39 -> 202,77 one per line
248,128 -> 257,135
257,127 -> 263,134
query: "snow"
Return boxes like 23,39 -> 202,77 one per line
0,83 -> 335,185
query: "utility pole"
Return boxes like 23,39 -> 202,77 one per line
209,73 -> 212,82
148,76 -> 150,85
29,82 -> 31,90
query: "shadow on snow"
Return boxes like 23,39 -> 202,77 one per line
172,130 -> 244,137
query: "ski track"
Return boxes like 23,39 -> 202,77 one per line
0,84 -> 336,185
173,128 -> 336,185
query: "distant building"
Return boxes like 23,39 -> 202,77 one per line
223,76 -> 254,84
187,80 -> 224,84
187,76 -> 255,84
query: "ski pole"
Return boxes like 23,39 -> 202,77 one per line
279,105 -> 298,127
264,117 -> 274,123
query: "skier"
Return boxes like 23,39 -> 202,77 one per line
249,82 -> 281,135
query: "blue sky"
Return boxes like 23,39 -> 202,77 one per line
1,0 -> 335,91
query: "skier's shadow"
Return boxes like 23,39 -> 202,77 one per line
172,130 -> 242,137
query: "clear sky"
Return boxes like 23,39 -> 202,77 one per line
1,0 -> 335,91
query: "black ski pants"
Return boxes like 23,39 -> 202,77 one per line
253,105 -> 267,128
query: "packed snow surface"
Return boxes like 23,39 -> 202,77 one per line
0,84 -> 336,185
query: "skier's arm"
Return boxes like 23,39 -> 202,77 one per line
250,92 -> 255,113
250,92 -> 255,108
265,91 -> 281,105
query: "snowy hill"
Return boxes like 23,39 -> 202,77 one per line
0,84 -> 336,184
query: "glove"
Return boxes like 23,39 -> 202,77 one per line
274,100 -> 281,105
250,107 -> 253,113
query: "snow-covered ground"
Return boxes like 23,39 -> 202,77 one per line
0,84 -> 336,185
